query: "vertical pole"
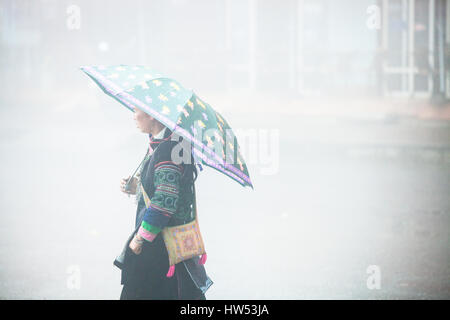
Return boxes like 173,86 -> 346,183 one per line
402,0 -> 408,93
446,0 -> 450,98
428,0 -> 435,96
447,0 -> 450,44
438,0 -> 445,93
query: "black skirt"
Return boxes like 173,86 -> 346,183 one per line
119,233 -> 206,300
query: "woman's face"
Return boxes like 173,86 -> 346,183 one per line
133,106 -> 153,133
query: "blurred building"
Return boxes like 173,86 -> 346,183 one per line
224,0 -> 379,97
229,0 -> 449,100
0,0 -> 449,101
378,0 -> 450,100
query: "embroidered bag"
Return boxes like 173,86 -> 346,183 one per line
140,182 -> 207,278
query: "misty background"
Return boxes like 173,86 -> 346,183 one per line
0,0 -> 449,299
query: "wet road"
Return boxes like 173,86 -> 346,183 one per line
0,108 -> 449,299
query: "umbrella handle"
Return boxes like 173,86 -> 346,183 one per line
125,149 -> 150,192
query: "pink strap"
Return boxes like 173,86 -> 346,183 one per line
198,253 -> 207,265
166,265 -> 175,278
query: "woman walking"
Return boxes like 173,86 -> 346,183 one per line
81,64 -> 252,300
118,106 -> 213,300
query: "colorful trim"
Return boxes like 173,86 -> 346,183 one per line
155,161 -> 184,170
149,203 -> 177,216
156,164 -> 182,174
140,210 -> 171,237
141,220 -> 162,234
138,226 -> 157,242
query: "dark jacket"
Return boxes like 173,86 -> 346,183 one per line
113,128 -> 213,296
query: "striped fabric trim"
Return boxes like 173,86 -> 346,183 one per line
150,203 -> 176,215
138,226 -> 157,242
154,161 -> 183,171
154,187 -> 178,196
156,184 -> 178,193
141,220 -> 162,234
144,206 -> 172,226
147,205 -> 172,217
156,165 -> 183,172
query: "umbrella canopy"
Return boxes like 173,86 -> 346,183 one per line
81,65 -> 253,189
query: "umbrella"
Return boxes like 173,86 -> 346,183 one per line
80,64 -> 253,189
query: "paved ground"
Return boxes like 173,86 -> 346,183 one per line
0,102 -> 449,299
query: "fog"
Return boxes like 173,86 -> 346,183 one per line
0,0 -> 449,299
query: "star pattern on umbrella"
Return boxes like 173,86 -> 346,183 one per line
197,120 -> 206,128
158,93 -> 168,102
140,82 -> 150,89
170,82 -> 180,91
161,105 -> 171,115
196,98 -> 206,109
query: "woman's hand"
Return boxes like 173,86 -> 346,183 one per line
129,233 -> 144,255
120,176 -> 138,195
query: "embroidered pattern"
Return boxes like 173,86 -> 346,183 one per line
138,160 -> 183,242
166,221 -> 204,261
